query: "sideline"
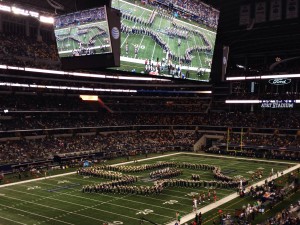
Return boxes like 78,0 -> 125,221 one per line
1,152 -> 297,189
0,152 -> 181,189
120,56 -> 211,72
115,0 -> 216,34
165,163 -> 300,225
1,151 -> 298,225
183,152 -> 298,165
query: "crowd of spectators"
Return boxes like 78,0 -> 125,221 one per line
258,202 -> 300,225
0,32 -> 60,69
155,0 -> 219,29
0,33 -> 58,61
0,94 -> 209,114
0,130 -> 200,164
207,111 -> 300,129
228,92 -> 300,101
226,62 -> 300,79
2,111 -> 300,132
206,146 -> 300,161
219,133 -> 299,148
0,95 -> 99,112
54,7 -> 106,29
233,175 -> 299,225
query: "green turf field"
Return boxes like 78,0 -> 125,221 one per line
0,153 -> 294,225
55,21 -> 112,58
114,61 -> 211,81
196,173 -> 300,225
112,0 -> 217,81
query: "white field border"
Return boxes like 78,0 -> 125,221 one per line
0,152 -> 181,189
55,21 -> 108,33
0,215 -> 27,225
0,152 -> 297,189
165,153 -> 300,225
115,0 -> 216,34
0,152 -> 299,225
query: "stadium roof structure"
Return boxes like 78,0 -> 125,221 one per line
5,0 -> 220,14
3,0 -> 87,14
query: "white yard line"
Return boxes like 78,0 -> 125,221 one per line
93,28 -> 104,46
1,194 -> 139,222
205,33 -> 215,50
197,34 -> 210,66
200,32 -> 214,67
0,203 -> 75,225
115,2 -> 126,22
58,45 -> 110,54
137,35 -> 145,58
117,0 -> 216,34
167,188 -> 228,197
0,152 -> 298,225
117,0 -> 152,12
0,152 -> 181,189
140,194 -> 191,208
167,20 -> 171,60
151,40 -> 157,60
6,188 -> 172,220
32,179 -> 184,215
192,34 -> 202,68
165,163 -> 300,225
151,15 -> 163,60
177,39 -> 180,58
0,152 -> 294,189
121,34 -> 130,48
47,175 -> 191,209
0,215 -> 28,225
184,152 -> 297,165
120,56 -> 211,72
121,9 -> 146,48
56,21 -> 107,32
51,174 -> 228,209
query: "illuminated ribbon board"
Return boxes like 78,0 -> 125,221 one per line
0,3 -> 53,24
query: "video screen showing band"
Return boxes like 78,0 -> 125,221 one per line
54,7 -> 112,58
111,0 -> 219,81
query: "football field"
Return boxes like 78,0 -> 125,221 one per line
0,153 -> 295,225
55,21 -> 111,57
112,0 -> 217,81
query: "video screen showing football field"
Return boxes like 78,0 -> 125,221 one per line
54,7 -> 112,58
112,0 -> 217,81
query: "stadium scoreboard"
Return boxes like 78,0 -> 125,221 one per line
53,0 -> 219,81
55,7 -> 112,58
54,2 -> 121,70
109,0 -> 219,81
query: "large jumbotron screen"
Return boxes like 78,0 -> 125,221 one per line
54,7 -> 112,58
111,0 -> 219,81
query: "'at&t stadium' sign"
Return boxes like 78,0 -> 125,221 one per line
261,100 -> 295,108
268,78 -> 291,85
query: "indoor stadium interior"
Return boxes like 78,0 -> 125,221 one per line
0,0 -> 299,225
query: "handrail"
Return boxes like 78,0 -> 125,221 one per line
0,124 -> 298,134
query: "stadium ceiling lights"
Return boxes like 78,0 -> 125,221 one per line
80,95 -> 99,101
39,16 -> 54,24
196,91 -> 212,94
0,3 -> 53,24
225,100 -> 261,104
11,6 -> 39,18
0,82 -> 137,93
0,4 -> 11,12
227,74 -> 300,81
226,100 -> 300,104
0,64 -> 171,82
